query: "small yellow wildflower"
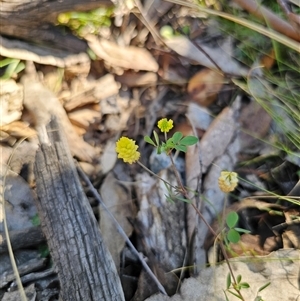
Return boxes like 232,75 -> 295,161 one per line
218,171 -> 238,193
157,118 -> 173,133
115,137 -> 140,164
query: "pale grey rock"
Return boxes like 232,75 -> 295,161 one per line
145,249 -> 300,301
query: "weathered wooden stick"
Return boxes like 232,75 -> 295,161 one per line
34,117 -> 125,301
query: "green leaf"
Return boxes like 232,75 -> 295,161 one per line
226,273 -> 231,289
165,194 -> 175,203
239,282 -> 250,289
234,227 -> 251,234
153,130 -> 160,146
165,138 -> 175,148
31,214 -> 40,226
0,58 -> 17,67
175,196 -> 192,204
227,229 -> 241,243
257,282 -> 271,293
227,290 -> 243,299
236,274 -> 242,283
144,135 -> 156,146
226,211 -> 239,228
180,136 -> 198,146
223,291 -> 230,301
175,144 -> 187,153
172,132 -> 183,144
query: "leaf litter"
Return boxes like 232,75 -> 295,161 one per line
1,1 -> 300,300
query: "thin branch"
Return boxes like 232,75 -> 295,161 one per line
76,162 -> 168,296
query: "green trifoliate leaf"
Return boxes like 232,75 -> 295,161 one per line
144,135 -> 156,146
153,130 -> 160,146
172,132 -> 183,144
239,282 -> 250,289
227,229 -> 240,243
226,211 -> 239,228
175,144 -> 187,153
180,136 -> 199,146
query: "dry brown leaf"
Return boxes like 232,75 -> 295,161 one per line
0,79 -> 23,126
163,36 -> 249,76
199,98 -> 241,173
87,36 -> 159,72
0,121 -> 36,139
68,105 -> 100,129
239,100 -> 272,152
115,71 -> 157,87
186,97 -> 241,273
228,234 -> 278,257
187,69 -> 225,107
100,140 -> 118,175
64,74 -> 120,111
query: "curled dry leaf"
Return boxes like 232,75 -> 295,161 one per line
0,121 -> 36,140
68,105 -> 100,130
87,36 -> 159,72
187,69 -> 225,107
115,71 -> 158,87
64,74 -> 120,111
0,79 -> 23,126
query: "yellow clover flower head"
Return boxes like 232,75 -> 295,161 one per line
115,137 -> 140,164
218,171 -> 238,193
157,118 -> 174,133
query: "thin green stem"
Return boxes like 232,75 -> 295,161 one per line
2,138 -> 28,301
137,161 -> 177,190
168,154 -> 244,300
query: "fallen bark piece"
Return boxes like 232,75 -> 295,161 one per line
0,226 -> 45,254
34,117 -> 125,301
0,257 -> 47,288
133,170 -> 187,299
